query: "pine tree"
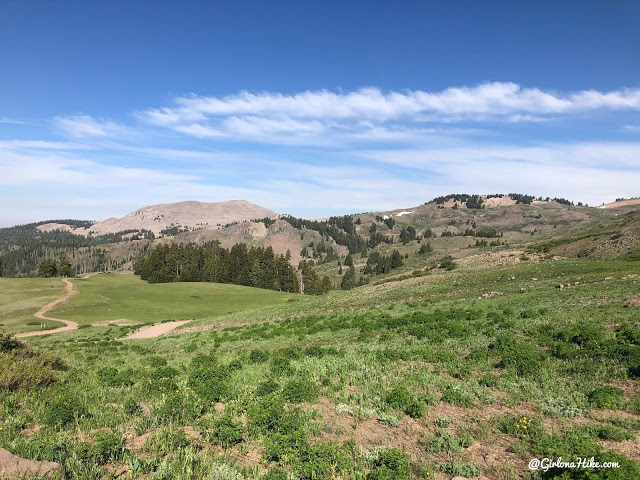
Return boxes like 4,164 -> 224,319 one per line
341,265 -> 357,290
36,258 -> 58,277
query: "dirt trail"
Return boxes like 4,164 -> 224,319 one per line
16,273 -> 97,338
124,320 -> 190,340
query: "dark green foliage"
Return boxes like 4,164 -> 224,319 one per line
440,386 -> 475,407
45,395 -> 88,427
417,242 -> 432,254
0,221 -> 153,276
247,398 -> 286,435
491,335 -> 545,376
341,265 -> 357,290
135,243 -> 299,293
283,215 -> 369,253
188,355 -> 230,403
210,415 -> 245,448
367,447 -> 411,479
256,379 -> 280,397
124,398 -> 141,415
385,386 -> 425,418
588,386 -> 625,409
508,193 -> 535,204
0,332 -> 22,353
282,379 -> 319,403
249,348 -> 270,363
96,367 -> 134,387
270,356 -> 295,376
293,442 -> 352,479
36,258 -> 58,277
92,431 -> 124,464
439,255 -> 457,270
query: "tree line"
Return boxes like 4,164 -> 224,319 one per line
0,221 -> 152,276
134,242 -> 303,294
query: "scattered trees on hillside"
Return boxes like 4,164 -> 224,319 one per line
417,243 -> 433,255
363,249 -> 404,275
399,226 -> 417,244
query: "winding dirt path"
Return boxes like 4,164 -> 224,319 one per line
124,320 -> 190,340
16,273 -> 98,338
15,273 -> 190,340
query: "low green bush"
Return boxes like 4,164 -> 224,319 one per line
282,379 -> 319,403
385,386 -> 425,418
210,415 -> 245,448
588,386 -> 625,409
44,395 -> 89,427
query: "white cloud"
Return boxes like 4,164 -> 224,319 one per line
53,115 -> 129,138
142,83 -> 640,124
135,83 -> 640,145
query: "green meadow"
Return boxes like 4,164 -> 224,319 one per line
1,257 -> 639,479
2,272 -> 304,335
0,277 -> 66,333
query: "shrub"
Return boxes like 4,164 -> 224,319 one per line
263,467 -> 288,480
247,398 -> 285,435
385,386 -> 425,418
124,398 -> 141,415
366,447 -> 411,479
97,367 -> 134,387
227,359 -> 243,371
92,431 -> 124,463
249,349 -> 270,363
282,379 -> 319,403
0,335 -> 66,392
434,416 -> 453,427
491,335 -> 544,376
439,256 -> 457,270
293,441 -> 351,479
188,361 -> 230,403
441,386 -> 475,408
427,429 -> 461,453
269,356 -> 295,377
588,386 -> 625,409
256,379 -> 280,397
44,395 -> 88,427
210,415 -> 245,448
541,395 -> 584,418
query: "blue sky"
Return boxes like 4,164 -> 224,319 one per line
1,1 -> 640,226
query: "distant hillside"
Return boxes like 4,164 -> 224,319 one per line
2,194 -> 639,278
37,200 -> 278,236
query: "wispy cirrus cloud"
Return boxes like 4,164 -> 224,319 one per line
53,115 -> 131,138
137,83 -> 640,143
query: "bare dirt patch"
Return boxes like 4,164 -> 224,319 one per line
0,447 -> 62,479
124,320 -> 191,339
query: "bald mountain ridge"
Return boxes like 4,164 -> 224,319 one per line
1,193 -> 639,278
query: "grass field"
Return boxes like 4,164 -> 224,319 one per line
1,257 -> 639,479
47,272 -> 304,328
0,277 -> 66,333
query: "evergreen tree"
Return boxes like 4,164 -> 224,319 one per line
391,249 -> 403,268
341,265 -> 357,290
36,258 -> 58,277
57,257 -> 74,277
344,254 -> 354,267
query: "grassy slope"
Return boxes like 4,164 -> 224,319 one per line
0,277 -> 66,333
4,256 -> 638,479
